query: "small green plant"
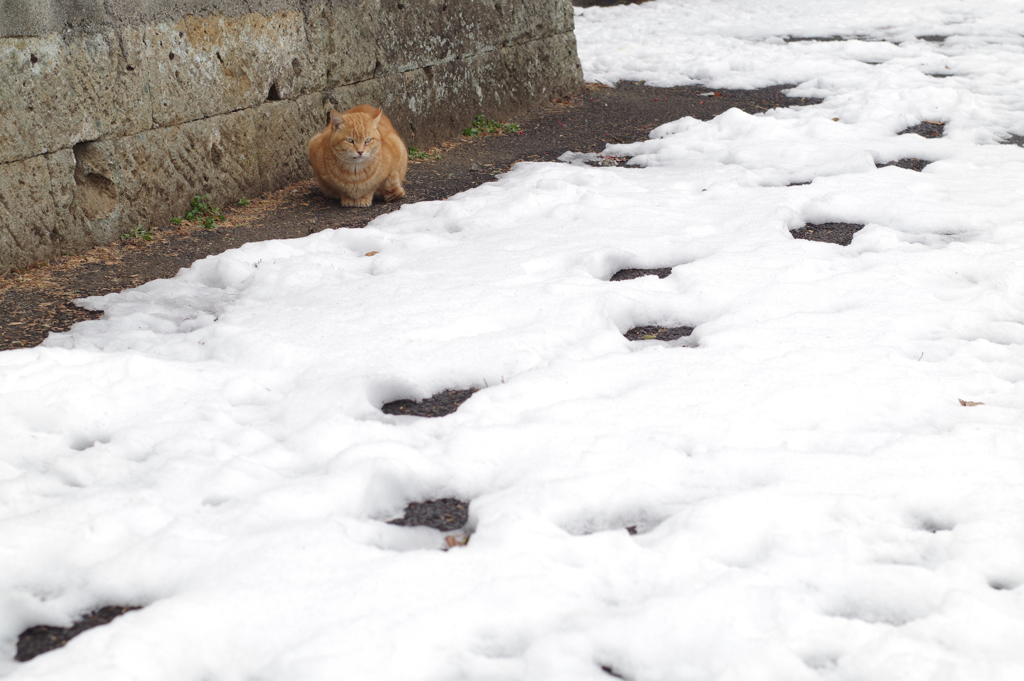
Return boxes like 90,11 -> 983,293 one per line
408,147 -> 441,161
184,195 -> 225,223
236,197 -> 251,207
121,225 -> 154,242
172,195 -> 226,229
463,115 -> 521,137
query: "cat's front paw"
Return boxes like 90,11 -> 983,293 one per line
383,186 -> 406,202
340,195 -> 373,207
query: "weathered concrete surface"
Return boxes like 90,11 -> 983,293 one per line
371,32 -> 584,143
0,0 -> 583,273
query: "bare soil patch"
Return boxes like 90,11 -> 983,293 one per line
381,388 -> 479,417
791,222 -> 865,246
610,268 -> 673,281
877,158 -> 932,172
388,499 -> 470,532
16,606 -> 141,662
899,121 -> 945,138
623,326 -> 694,342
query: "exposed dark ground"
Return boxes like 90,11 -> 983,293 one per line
790,222 -> 865,247
388,498 -> 470,532
382,388 -> 480,418
623,325 -> 695,342
877,158 -> 931,172
0,81 -> 824,352
15,606 -> 141,662
610,267 -> 672,281
900,121 -> 945,138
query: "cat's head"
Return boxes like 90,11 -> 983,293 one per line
329,109 -> 382,163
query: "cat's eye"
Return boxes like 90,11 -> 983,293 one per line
346,137 -> 354,143
365,138 -> 373,144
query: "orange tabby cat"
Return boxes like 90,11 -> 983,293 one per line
307,105 -> 408,207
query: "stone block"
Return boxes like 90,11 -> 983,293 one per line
1,0 -> 305,37
0,149 -> 99,270
322,78 -> 385,116
103,0 -> 300,29
0,154 -> 63,270
0,0 -> 107,38
372,0 -> 576,77
110,110 -> 263,229
0,31 -> 152,164
354,31 -> 583,146
508,0 -> 576,45
322,0 -> 380,86
253,94 -> 330,191
465,30 -> 583,111
136,10 -> 325,128
0,0 -> 52,38
70,139 -> 123,246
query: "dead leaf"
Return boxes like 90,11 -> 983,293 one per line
958,399 -> 984,407
444,534 -> 470,548
364,251 -> 379,257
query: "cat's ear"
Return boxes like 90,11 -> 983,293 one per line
329,110 -> 344,130
371,108 -> 383,128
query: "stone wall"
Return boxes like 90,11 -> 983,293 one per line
0,0 -> 584,273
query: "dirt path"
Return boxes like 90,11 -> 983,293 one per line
0,82 -> 822,351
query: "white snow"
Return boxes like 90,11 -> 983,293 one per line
3,1 -> 1024,679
